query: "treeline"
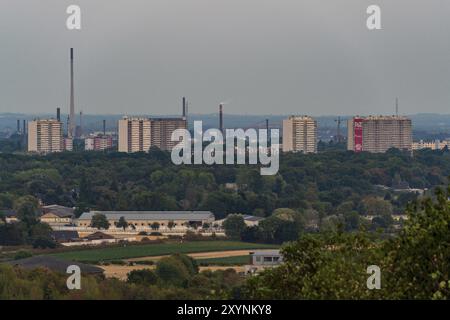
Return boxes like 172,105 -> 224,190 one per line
0,196 -> 56,248
241,187 -> 450,299
0,254 -> 243,300
1,148 -> 449,222
0,134 -> 25,153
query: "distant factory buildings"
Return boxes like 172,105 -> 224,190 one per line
282,116 -> 317,153
347,116 -> 412,153
412,139 -> 449,151
85,135 -> 113,151
64,137 -> 73,152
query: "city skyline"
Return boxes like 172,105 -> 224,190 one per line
2,1 -> 450,116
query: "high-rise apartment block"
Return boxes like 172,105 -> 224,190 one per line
150,118 -> 188,151
282,116 -> 317,153
347,116 -> 412,153
118,118 -> 152,153
28,119 -> 63,153
118,117 -> 187,153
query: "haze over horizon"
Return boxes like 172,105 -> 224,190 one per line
1,0 -> 450,116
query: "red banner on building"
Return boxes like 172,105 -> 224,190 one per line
353,118 -> 363,152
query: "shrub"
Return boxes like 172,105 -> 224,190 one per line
155,255 -> 194,287
183,231 -> 203,241
14,250 -> 32,260
32,237 -> 57,249
134,260 -> 154,266
127,269 -> 158,286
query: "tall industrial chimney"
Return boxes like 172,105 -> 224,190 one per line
23,120 -> 26,135
395,97 -> 399,116
182,97 -> 186,118
68,48 -> 75,138
103,120 -> 106,135
56,107 -> 61,122
17,120 -> 20,133
219,104 -> 223,133
79,111 -> 83,137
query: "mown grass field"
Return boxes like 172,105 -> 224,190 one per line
49,241 -> 279,263
196,255 -> 250,266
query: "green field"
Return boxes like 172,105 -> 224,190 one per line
196,255 -> 250,266
50,241 -> 279,263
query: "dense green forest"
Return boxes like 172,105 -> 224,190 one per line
0,148 -> 449,218
1,147 -> 449,245
1,148 -> 449,299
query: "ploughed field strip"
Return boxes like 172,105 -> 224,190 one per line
195,255 -> 251,266
125,249 -> 257,262
99,264 -> 246,280
48,241 -> 279,263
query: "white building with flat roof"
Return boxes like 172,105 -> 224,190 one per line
245,250 -> 283,274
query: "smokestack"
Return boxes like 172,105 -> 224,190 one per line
57,108 -> 61,122
182,97 -> 186,118
79,111 -> 83,137
23,120 -> 26,135
68,48 -> 75,138
219,104 -> 223,133
17,120 -> 20,133
103,120 -> 106,135
395,97 -> 399,116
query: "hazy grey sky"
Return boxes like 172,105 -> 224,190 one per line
1,0 -> 450,116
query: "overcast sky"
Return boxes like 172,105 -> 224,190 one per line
1,0 -> 450,116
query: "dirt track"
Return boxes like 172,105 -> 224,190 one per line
100,265 -> 245,280
99,249 -> 278,280
124,249 -> 258,262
